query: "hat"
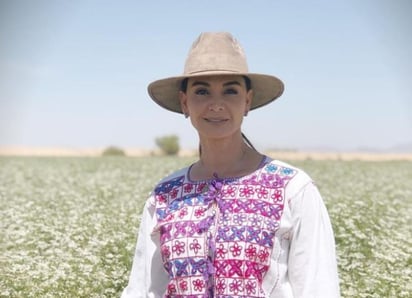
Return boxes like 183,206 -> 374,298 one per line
147,32 -> 284,114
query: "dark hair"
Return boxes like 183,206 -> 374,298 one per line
243,76 -> 252,91
180,78 -> 188,92
180,76 -> 251,93
241,132 -> 256,151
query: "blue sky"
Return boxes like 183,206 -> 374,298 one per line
1,0 -> 411,151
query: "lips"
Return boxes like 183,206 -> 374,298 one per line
204,117 -> 228,123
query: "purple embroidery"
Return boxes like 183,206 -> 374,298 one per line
155,161 -> 297,297
229,226 -> 245,241
189,258 -> 207,275
246,226 -> 261,243
175,259 -> 189,276
174,221 -> 188,238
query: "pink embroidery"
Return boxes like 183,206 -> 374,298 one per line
172,240 -> 185,256
170,188 -> 179,199
229,242 -> 242,257
215,260 -> 228,277
167,283 -> 177,294
239,185 -> 254,197
192,279 -> 205,291
216,278 -> 226,294
194,207 -> 205,218
257,186 -> 269,199
189,239 -> 201,254
245,244 -> 257,259
229,279 -> 243,295
228,260 -> 243,277
179,207 -> 188,218
272,189 -> 283,201
160,224 -> 172,242
196,182 -> 207,192
184,183 -> 193,193
161,244 -> 171,258
222,185 -> 236,197
156,194 -> 167,204
245,280 -> 257,295
258,248 -> 270,263
164,213 -> 174,222
245,261 -> 268,282
215,244 -> 227,259
179,280 -> 188,292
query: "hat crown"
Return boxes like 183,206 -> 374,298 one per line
183,32 -> 249,75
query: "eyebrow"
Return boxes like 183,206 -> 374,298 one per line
190,80 -> 242,87
190,81 -> 209,87
223,81 -> 242,87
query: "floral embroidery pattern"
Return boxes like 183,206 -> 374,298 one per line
155,160 -> 296,297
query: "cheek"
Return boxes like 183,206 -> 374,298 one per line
231,99 -> 249,111
186,98 -> 207,113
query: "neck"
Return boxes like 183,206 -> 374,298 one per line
191,136 -> 263,180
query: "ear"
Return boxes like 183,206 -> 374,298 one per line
245,89 -> 253,113
179,91 -> 189,115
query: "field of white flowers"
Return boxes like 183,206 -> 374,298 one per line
1,157 -> 411,297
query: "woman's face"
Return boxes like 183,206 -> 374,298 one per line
179,75 -> 253,140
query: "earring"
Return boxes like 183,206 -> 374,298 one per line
184,113 -> 189,119
244,111 -> 249,117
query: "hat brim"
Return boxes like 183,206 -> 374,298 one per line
148,71 -> 284,114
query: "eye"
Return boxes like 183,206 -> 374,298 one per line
224,88 -> 239,95
194,88 -> 209,96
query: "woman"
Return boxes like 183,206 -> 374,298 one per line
122,32 -> 340,298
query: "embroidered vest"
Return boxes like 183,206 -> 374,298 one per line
154,161 -> 296,297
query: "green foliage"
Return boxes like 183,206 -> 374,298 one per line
102,146 -> 126,157
155,135 -> 180,155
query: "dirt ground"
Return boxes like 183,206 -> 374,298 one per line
1,146 -> 412,161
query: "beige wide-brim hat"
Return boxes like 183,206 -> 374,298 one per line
148,32 -> 284,114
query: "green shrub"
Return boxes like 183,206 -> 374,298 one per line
102,146 -> 126,156
155,135 -> 180,155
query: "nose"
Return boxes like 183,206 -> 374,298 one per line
208,99 -> 225,112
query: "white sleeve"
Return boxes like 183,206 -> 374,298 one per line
288,182 -> 340,298
121,197 -> 168,298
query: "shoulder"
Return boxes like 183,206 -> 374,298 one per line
147,166 -> 190,206
154,166 -> 189,191
158,166 -> 189,184
266,159 -> 314,198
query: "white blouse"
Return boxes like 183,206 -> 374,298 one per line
121,159 -> 340,298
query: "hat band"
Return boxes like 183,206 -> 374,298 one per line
186,69 -> 245,75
